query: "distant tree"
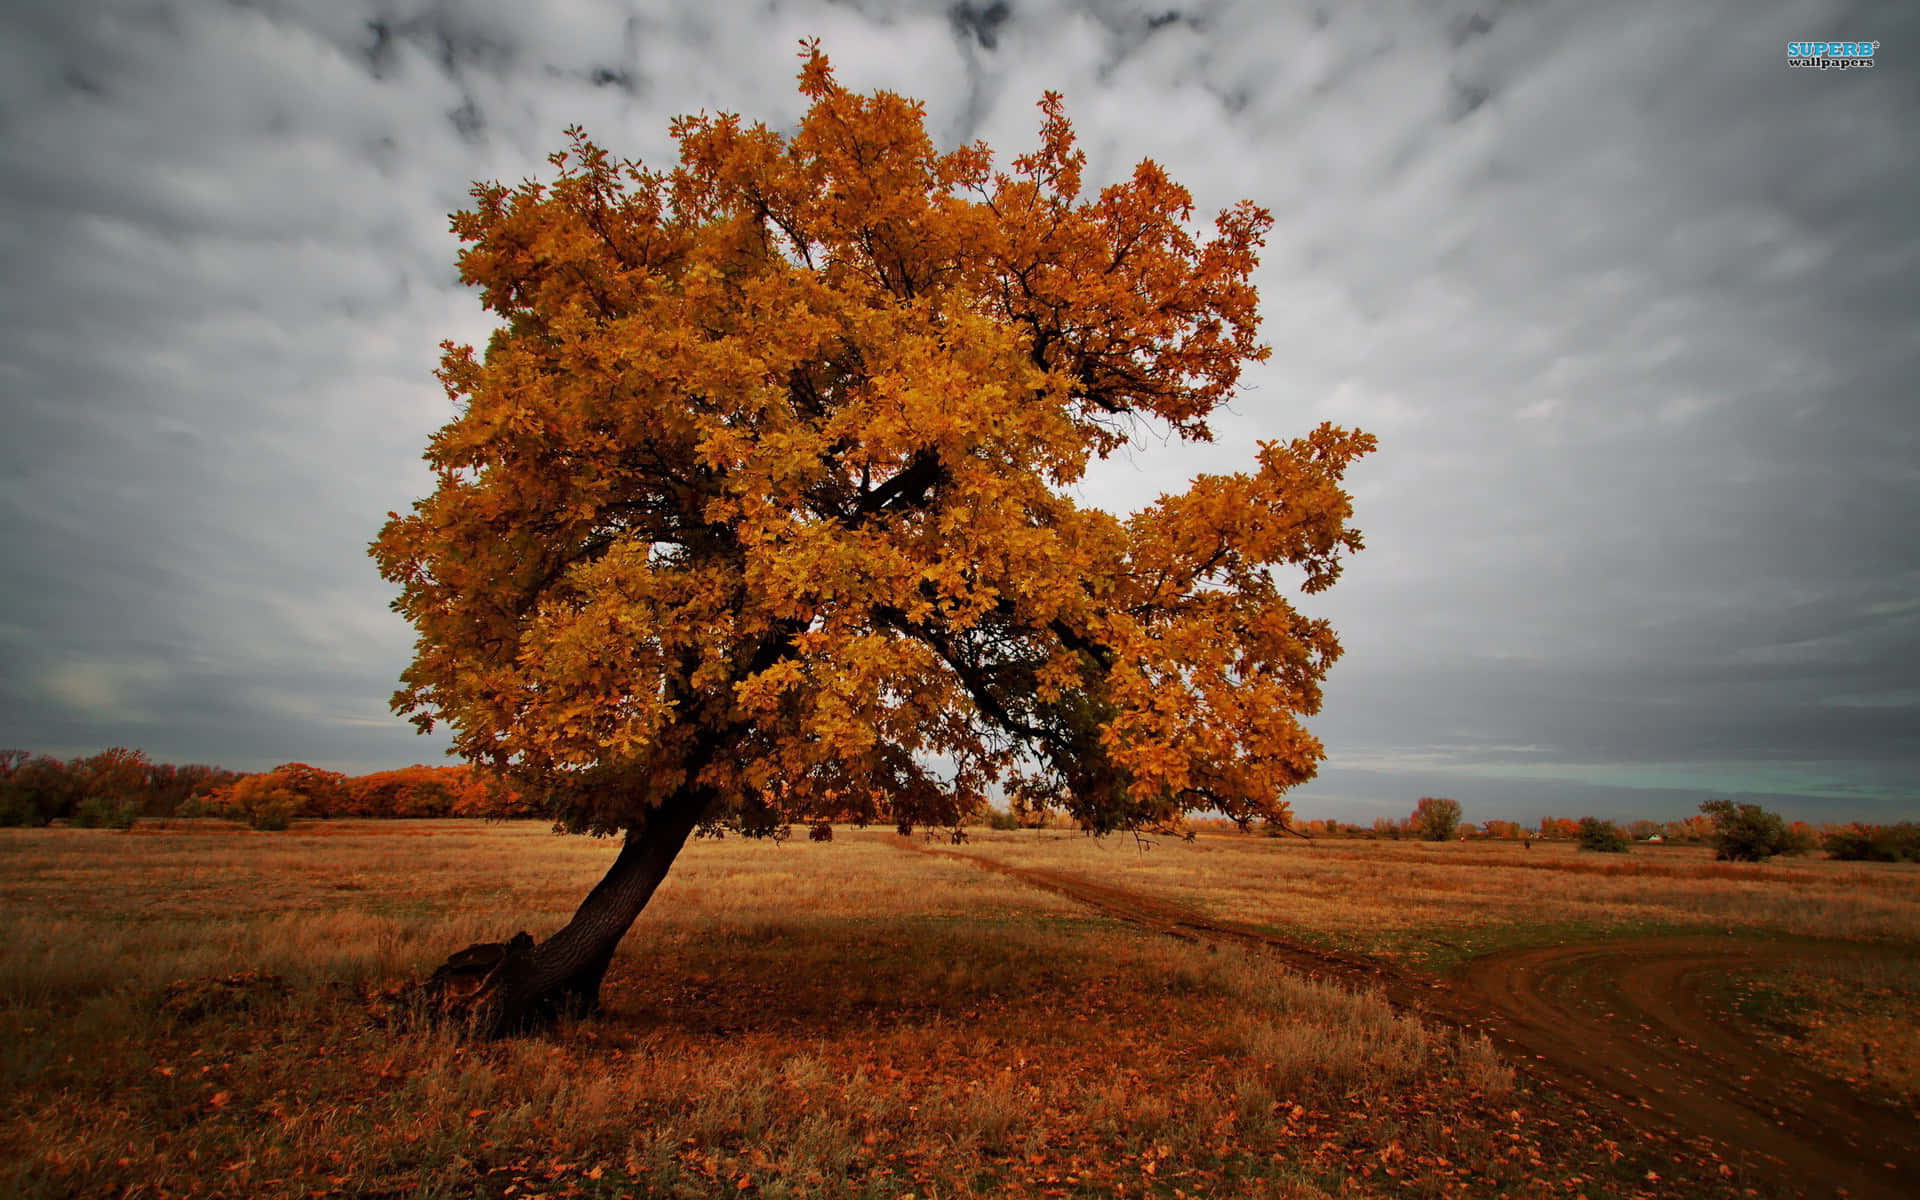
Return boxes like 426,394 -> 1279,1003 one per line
1480,819 -> 1525,841
4,751 -> 247,824
1249,812 -> 1299,839
266,763 -> 350,818
1785,820 -> 1819,855
344,766 -> 458,818
1699,799 -> 1800,862
71,748 -> 151,829
1409,797 -> 1462,841
1822,822 -> 1920,863
1575,817 -> 1630,853
1372,816 -> 1406,841
0,751 -> 74,826
221,775 -> 304,830
1537,816 -> 1580,840
1665,814 -> 1715,843
369,46 -> 1375,1035
204,763 -> 349,830
1625,819 -> 1661,842
144,762 -> 240,817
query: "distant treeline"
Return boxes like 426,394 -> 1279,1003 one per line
6,749 -> 1916,861
1034,806 -> 1915,863
1279,814 -> 1727,842
0,749 -> 536,829
1228,812 -> 1914,863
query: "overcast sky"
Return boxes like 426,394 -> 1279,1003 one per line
2,0 -> 1914,823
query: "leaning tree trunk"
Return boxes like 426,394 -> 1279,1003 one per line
421,786 -> 709,1038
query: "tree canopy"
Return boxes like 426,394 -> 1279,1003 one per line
1410,796 -> 1463,842
372,43 -> 1374,845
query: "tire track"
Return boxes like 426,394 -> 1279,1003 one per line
898,838 -> 1920,1200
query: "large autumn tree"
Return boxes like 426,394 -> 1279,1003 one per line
373,45 -> 1375,1036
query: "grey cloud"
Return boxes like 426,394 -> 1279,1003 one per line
950,2 -> 1013,51
0,0 -> 1914,822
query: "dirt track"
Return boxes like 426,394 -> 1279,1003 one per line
900,838 -> 1920,1200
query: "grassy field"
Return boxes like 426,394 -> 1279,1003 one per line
1,821 -> 1915,1199
948,831 -> 1920,965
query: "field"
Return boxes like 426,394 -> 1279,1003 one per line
2,822 -> 1918,1199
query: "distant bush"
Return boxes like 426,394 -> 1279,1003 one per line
808,821 -> 834,842
983,807 -> 1021,831
1576,817 -> 1630,853
1700,799 -> 1803,862
73,794 -> 139,830
248,800 -> 297,832
1822,823 -> 1920,863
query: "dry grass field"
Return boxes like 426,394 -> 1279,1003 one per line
2,821 -> 1916,1199
952,831 -> 1920,962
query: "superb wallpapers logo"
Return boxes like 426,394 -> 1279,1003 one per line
1787,41 -> 1879,69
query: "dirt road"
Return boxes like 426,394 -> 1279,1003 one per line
900,838 -> 1920,1200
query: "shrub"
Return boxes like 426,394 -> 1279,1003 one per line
1575,817 -> 1630,853
248,799 -> 298,832
808,821 -> 834,842
1699,799 -> 1800,862
73,794 -> 139,830
983,807 -> 1021,831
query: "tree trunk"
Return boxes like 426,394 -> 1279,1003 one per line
422,785 -> 709,1038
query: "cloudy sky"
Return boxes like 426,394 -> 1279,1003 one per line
2,0 -> 1914,823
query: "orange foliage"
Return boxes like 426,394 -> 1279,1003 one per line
194,763 -> 534,822
338,765 -> 533,819
371,44 -> 1375,838
1409,796 -> 1462,841
1666,814 -> 1716,843
201,763 -> 346,826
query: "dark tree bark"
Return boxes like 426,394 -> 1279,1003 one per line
421,784 -> 710,1038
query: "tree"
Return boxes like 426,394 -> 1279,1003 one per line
0,753 -> 83,826
372,45 -> 1375,1036
1575,817 -> 1629,853
1665,814 -> 1715,843
1537,816 -> 1579,840
144,762 -> 239,818
1699,799 -> 1797,862
73,747 -> 151,829
203,763 -> 348,829
1409,797 -> 1462,841
216,774 -> 306,831
1823,822 -> 1920,863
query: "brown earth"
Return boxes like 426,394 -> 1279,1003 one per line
901,837 -> 1920,1200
